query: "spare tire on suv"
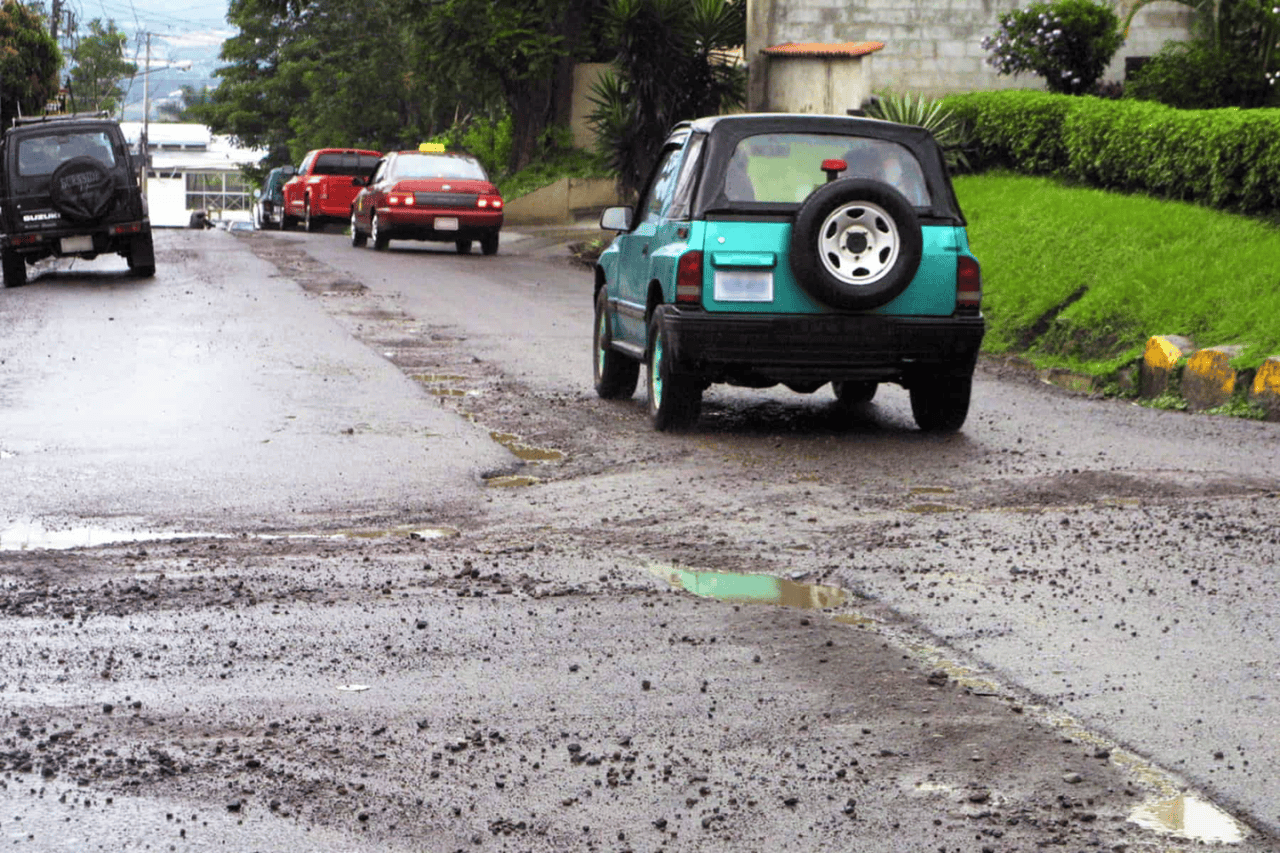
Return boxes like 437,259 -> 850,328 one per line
1,113 -> 155,288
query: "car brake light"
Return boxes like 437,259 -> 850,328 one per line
390,194 -> 413,205
11,233 -> 43,246
109,222 -> 143,236
477,196 -> 503,209
957,255 -> 981,310
676,251 -> 703,304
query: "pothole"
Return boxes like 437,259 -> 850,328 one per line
657,566 -> 848,610
1129,794 -> 1246,844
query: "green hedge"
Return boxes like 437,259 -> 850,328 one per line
941,90 -> 1280,215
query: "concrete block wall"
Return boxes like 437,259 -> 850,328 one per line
746,0 -> 1195,105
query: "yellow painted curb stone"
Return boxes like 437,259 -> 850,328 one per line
1250,356 -> 1280,418
1182,345 -> 1243,411
1139,335 -> 1195,398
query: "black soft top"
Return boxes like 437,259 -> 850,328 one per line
677,113 -> 965,226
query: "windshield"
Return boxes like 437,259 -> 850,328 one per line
17,131 -> 117,177
390,154 -> 487,181
313,152 -> 380,177
724,133 -> 930,207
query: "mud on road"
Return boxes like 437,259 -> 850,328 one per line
2,232 -> 1275,851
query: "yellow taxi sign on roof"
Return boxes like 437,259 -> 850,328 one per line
419,142 -> 446,153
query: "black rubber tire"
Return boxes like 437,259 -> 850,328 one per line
350,210 -> 367,247
49,156 -> 117,222
456,239 -> 473,255
279,212 -> 293,231
832,380 -> 877,405
593,288 -> 639,400
304,200 -> 320,233
909,375 -> 972,433
371,213 -> 389,250
646,309 -> 701,431
790,178 -> 922,311
481,232 -> 499,256
2,249 -> 27,288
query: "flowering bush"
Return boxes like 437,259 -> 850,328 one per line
981,0 -> 1124,95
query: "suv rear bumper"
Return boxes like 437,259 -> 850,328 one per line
3,220 -> 150,261
660,306 -> 985,383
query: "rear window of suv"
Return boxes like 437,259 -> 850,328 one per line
313,152 -> 380,177
725,133 -> 930,207
17,131 -> 117,177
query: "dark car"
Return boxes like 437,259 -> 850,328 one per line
255,165 -> 295,230
1,113 -> 154,288
282,148 -> 381,232
349,145 -> 504,254
592,113 -> 984,432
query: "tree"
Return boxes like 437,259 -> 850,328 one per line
981,0 -> 1124,95
588,0 -> 746,197
66,19 -> 136,116
0,0 -> 61,129
155,84 -> 216,121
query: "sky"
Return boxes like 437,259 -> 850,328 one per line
62,0 -> 236,118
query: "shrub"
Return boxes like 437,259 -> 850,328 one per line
941,90 -> 1074,173
981,0 -> 1124,95
1125,40 -> 1276,108
863,91 -> 971,171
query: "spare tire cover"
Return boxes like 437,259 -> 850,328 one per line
789,178 -> 923,311
49,156 -> 117,223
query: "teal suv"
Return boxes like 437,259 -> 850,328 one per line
592,113 -> 984,432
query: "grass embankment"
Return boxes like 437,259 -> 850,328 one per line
954,172 -> 1280,376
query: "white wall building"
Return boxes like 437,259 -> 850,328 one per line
119,122 -> 267,228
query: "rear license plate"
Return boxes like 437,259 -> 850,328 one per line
434,217 -> 459,231
61,235 -> 93,253
714,270 -> 773,302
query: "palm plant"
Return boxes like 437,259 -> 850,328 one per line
863,91 -> 971,172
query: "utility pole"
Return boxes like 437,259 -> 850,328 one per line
140,33 -> 151,197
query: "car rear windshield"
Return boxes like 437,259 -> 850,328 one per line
313,152 -> 380,177
17,131 -> 117,177
390,154 -> 487,181
725,133 -> 930,207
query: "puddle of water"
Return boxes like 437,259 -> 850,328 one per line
427,387 -> 471,397
0,521 -> 211,552
909,486 -> 954,495
489,431 -> 564,463
832,613 -> 879,628
339,526 -> 458,541
1130,794 -> 1246,844
484,475 -> 540,488
660,567 -> 847,610
410,373 -> 468,383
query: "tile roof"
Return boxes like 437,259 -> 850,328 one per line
762,41 -> 886,58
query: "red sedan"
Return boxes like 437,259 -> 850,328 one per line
349,146 -> 504,255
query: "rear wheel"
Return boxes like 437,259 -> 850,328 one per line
646,310 -> 701,431
909,376 -> 972,432
127,232 -> 156,277
832,380 -> 877,405
350,210 -> 367,247
593,289 -> 639,399
371,212 -> 389,250
455,239 -> 472,255
2,249 -> 27,288
480,232 -> 499,256
304,199 -> 320,232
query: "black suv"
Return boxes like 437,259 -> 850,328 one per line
1,113 -> 155,288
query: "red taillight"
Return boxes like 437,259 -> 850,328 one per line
109,221 -> 143,236
11,233 -> 43,246
477,196 -> 503,209
676,251 -> 703,304
957,255 -> 981,310
389,193 -> 413,205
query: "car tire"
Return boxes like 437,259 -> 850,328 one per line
790,178 -> 922,311
371,212 -> 389,250
593,288 -> 639,400
646,308 -> 701,431
49,156 -> 117,223
2,249 -> 27,288
832,380 -> 877,405
481,232 -> 499,256
304,199 -> 320,233
279,211 -> 293,231
909,375 -> 972,432
350,210 -> 367,247
455,240 -> 472,255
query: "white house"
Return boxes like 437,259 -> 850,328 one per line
119,122 -> 267,228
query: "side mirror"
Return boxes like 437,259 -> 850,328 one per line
352,176 -> 364,187
283,165 -> 297,176
600,206 -> 632,231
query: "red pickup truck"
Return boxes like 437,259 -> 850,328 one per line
281,148 -> 381,232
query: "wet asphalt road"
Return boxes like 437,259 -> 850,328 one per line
0,227 -> 1277,851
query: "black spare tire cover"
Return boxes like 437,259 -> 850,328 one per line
789,178 -> 923,311
49,156 -> 117,223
